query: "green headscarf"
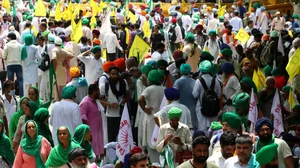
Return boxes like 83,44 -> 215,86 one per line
72,124 -> 94,160
0,119 -> 15,165
263,65 -> 272,76
29,86 -> 43,107
141,65 -> 152,75
282,86 -> 291,93
21,34 -> 34,60
210,121 -> 223,130
9,97 -> 30,140
20,120 -> 45,167
33,108 -> 54,147
45,127 -> 81,167
271,68 -> 280,76
25,101 -> 39,122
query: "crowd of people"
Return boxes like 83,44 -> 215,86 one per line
0,0 -> 300,167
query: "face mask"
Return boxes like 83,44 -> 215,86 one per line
9,90 -> 15,96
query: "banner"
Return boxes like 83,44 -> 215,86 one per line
218,5 -> 226,17
129,35 -> 150,63
252,68 -> 266,92
116,104 -> 134,162
234,28 -> 250,45
71,19 -> 83,43
288,88 -> 297,111
248,88 -> 258,133
271,90 -> 284,137
286,48 -> 300,81
34,0 -> 47,16
151,124 -> 160,146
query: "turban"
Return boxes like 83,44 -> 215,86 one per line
222,112 -> 242,129
201,51 -> 214,62
114,58 -> 126,71
263,65 -> 272,75
260,6 -> 266,11
171,18 -> 177,23
48,34 -> 55,42
293,104 -> 300,111
93,38 -> 101,45
210,121 -> 223,130
212,8 -> 217,13
131,146 -> 143,154
270,30 -> 278,38
82,18 -> 89,25
208,30 -> 217,36
168,107 -> 182,119
92,46 -> 101,54
54,36 -> 63,45
42,30 -> 51,37
140,4 -> 147,9
220,44 -> 230,51
293,37 -> 300,48
70,66 -> 80,77
219,16 -> 224,21
237,0 -> 242,5
199,60 -> 212,73
232,92 -> 250,110
221,62 -> 234,74
262,34 -> 270,41
141,11 -> 147,16
255,117 -> 273,133
282,86 -> 291,93
195,24 -> 204,31
128,3 -> 133,8
256,143 -> 278,165
193,8 -> 199,12
293,14 -> 299,20
206,6 -> 212,11
62,86 -> 77,99
92,29 -> 100,36
141,65 -> 152,75
164,88 -> 180,100
271,68 -> 280,76
68,148 -> 87,162
102,61 -> 114,72
180,63 -> 191,75
185,32 -> 195,43
148,70 -> 161,84
240,77 -> 257,93
27,15 -> 33,21
211,64 -> 219,76
156,59 -> 168,68
173,50 -> 184,60
226,25 -> 233,30
146,60 -> 157,68
221,48 -> 233,57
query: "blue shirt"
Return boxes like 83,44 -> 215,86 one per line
293,21 -> 299,28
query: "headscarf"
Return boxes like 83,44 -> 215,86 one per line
199,60 -> 212,73
25,101 -> 39,122
82,18 -> 89,25
146,60 -> 157,68
293,104 -> 300,111
232,92 -> 250,110
114,58 -> 126,72
9,97 -> 30,140
21,34 -> 34,60
168,107 -> 182,119
0,119 -> 15,165
20,120 -> 45,167
45,127 -> 81,167
222,112 -> 242,129
164,88 -> 180,100
256,143 -> 278,165
156,59 -> 168,68
29,86 -> 43,107
61,86 -> 77,99
208,30 -> 217,36
34,108 -> 54,147
221,48 -> 233,57
172,50 -> 183,60
263,65 -> 272,76
72,124 -> 94,160
240,77 -> 257,93
282,86 -> 291,93
201,51 -> 214,62
180,63 -> 191,75
271,68 -> 280,76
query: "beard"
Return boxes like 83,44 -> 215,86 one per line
222,152 -> 234,159
71,161 -> 90,168
193,154 -> 208,164
265,164 -> 278,168
259,133 -> 272,142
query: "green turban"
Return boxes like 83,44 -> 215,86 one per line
61,86 -> 77,99
263,65 -> 272,76
193,17 -> 199,22
211,63 -> 219,76
199,60 -> 212,73
222,112 -> 242,129
23,15 -> 27,21
208,30 -> 217,36
148,70 -> 161,84
293,104 -> 300,111
141,65 -> 152,75
42,30 -> 51,37
256,143 -> 278,165
48,34 -> 55,42
26,15 -> 33,21
193,14 -> 200,20
156,59 -> 168,68
82,18 -> 89,25
221,48 -> 233,57
210,121 -> 223,130
168,107 -> 182,119
270,30 -> 278,38
92,46 -> 101,54
201,51 -> 214,62
240,77 -> 257,93
271,68 -> 280,76
293,14 -> 299,20
282,86 -> 291,93
185,32 -> 195,43
180,63 -> 191,75
219,16 -> 224,22
233,92 -> 250,110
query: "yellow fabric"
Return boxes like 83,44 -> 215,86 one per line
102,48 -> 107,60
248,0 -> 252,13
218,5 -> 226,17
235,28 -> 250,45
3,0 -> 10,13
73,5 -> 80,19
286,48 -> 300,81
125,28 -> 130,45
90,0 -> 98,16
64,3 -> 74,21
55,3 -> 62,21
35,0 -> 47,16
71,19 -> 83,43
252,68 -> 266,91
218,0 -> 221,8
129,35 -> 150,63
288,88 -> 297,111
128,11 -> 137,24
142,20 -> 151,39
98,1 -> 105,13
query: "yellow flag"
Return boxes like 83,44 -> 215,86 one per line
98,0 -> 104,13
129,35 -> 150,63
55,3 -> 62,21
218,5 -> 226,17
248,0 -> 252,13
71,19 -> 83,43
286,48 -> 300,81
252,69 -> 266,91
65,3 -> 74,20
73,4 -> 80,19
235,28 -> 250,45
91,16 -> 96,30
125,28 -> 130,45
127,11 -> 137,24
288,88 -> 297,111
3,0 -> 10,13
90,0 -> 98,16
218,0 -> 221,8
34,0 -> 47,16
142,20 -> 151,39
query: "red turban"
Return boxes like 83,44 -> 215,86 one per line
131,146 -> 143,154
102,61 -> 114,72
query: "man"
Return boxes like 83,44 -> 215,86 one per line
150,25 -> 165,52
258,6 -> 269,34
66,66 -> 88,103
178,135 -> 219,168
80,84 -> 104,160
203,31 -> 222,62
50,86 -> 82,145
154,88 -> 192,128
222,25 -> 237,47
2,80 -> 17,127
256,143 -> 279,168
271,11 -> 285,31
207,13 -> 219,33
218,48 -> 241,79
98,61 -> 114,88
244,20 -> 254,34
68,148 -> 91,168
194,24 -> 208,49
169,18 -> 183,53
156,107 -> 193,165
103,26 -> 124,61
3,32 -> 23,96
151,42 -> 168,61
52,36 -> 74,100
208,131 -> 237,167
289,37 -> 300,59
130,153 -> 149,168
82,18 -> 93,45
223,135 -> 259,168
77,46 -> 103,85
230,11 -> 243,32
232,92 -> 250,132
254,117 -> 294,168
100,66 -> 128,142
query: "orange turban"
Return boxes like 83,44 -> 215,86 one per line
70,66 -> 81,77
237,1 -> 242,5
251,7 -> 255,12
102,61 -> 114,72
93,38 -> 101,45
141,10 -> 147,16
129,4 -> 133,9
262,34 -> 270,41
114,58 -> 126,72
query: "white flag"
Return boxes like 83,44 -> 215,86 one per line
116,104 -> 134,162
271,90 -> 284,137
151,124 -> 160,146
160,96 -> 167,110
248,88 -> 258,133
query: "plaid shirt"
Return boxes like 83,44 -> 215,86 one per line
194,34 -> 208,49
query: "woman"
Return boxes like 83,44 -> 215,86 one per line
258,76 -> 277,118
9,97 -> 30,141
45,126 -> 81,168
28,86 -> 43,107
13,120 -> 52,168
0,119 -> 15,168
34,108 -> 54,147
13,101 -> 39,153
72,124 -> 95,163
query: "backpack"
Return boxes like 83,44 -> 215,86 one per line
199,76 -> 219,117
260,40 -> 275,66
168,25 -> 177,43
39,43 -> 51,71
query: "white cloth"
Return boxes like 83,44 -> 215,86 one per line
2,95 -> 17,127
207,152 -> 226,168
151,51 -> 168,62
207,18 -> 219,33
50,100 -> 82,145
135,79 -> 146,147
103,32 -> 123,54
174,24 -> 183,44
230,16 -> 243,32
77,54 -> 103,85
23,45 -> 42,84
223,155 -> 254,168
182,15 -> 193,32
222,75 -> 240,112
2,40 -> 22,66
258,12 -> 268,34
98,72 -> 109,88
271,17 -> 285,31
203,40 -> 221,62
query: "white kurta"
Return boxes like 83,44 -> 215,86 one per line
23,45 -> 42,84
135,78 -> 146,147
222,75 -> 241,112
258,12 -> 268,34
77,54 -> 103,85
40,43 -> 55,98
203,40 -> 221,62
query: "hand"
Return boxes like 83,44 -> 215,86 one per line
110,102 -> 119,109
164,134 -> 174,143
172,137 -> 183,146
144,107 -> 153,114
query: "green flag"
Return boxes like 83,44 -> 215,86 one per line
160,144 -> 175,168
